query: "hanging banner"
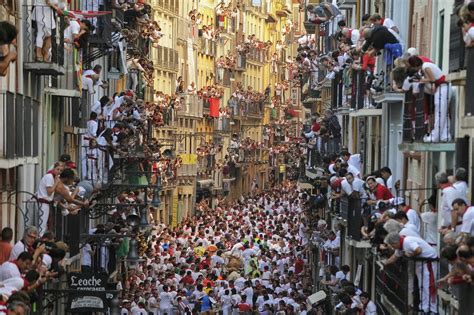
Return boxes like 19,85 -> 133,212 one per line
67,273 -> 116,313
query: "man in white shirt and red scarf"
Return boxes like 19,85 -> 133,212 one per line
383,233 -> 438,313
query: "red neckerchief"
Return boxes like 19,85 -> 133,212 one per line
399,236 -> 406,249
426,261 -> 436,301
402,205 -> 411,213
440,183 -> 452,189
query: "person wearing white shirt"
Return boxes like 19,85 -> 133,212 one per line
159,285 -> 176,314
342,152 -> 362,175
453,167 -> 469,203
335,265 -> 350,283
391,197 -> 421,233
383,233 -> 437,313
243,281 -> 254,306
380,167 -> 396,196
436,171 -> 463,230
341,173 -> 368,204
147,294 -> 159,315
360,292 -> 377,315
0,252 -> 33,281
452,199 -> 474,236
36,162 -> 64,236
80,242 -> 93,272
421,202 -> 438,247
9,227 -> 38,261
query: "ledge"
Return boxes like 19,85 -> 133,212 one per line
447,70 -> 466,86
398,142 -> 456,152
349,108 -> 382,117
24,62 -> 65,76
372,91 -> 405,103
44,88 -> 81,98
0,156 -> 39,169
347,239 -> 372,248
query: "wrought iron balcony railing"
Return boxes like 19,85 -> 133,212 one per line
199,38 -> 216,57
22,5 -> 66,75
153,46 -> 179,72
214,117 -> 230,133
402,88 -> 454,144
177,94 -> 203,118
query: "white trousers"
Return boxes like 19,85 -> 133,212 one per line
426,84 -> 450,142
416,260 -> 438,313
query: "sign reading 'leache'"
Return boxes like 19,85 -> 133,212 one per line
67,272 -> 113,313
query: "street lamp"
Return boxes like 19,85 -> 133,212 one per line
126,208 -> 140,228
151,174 -> 161,207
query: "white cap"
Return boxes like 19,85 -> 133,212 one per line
42,253 -> 53,269
407,47 -> 418,56
317,219 -> 327,227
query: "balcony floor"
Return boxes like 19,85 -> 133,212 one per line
24,62 -> 65,76
398,142 -> 455,152
372,91 -> 405,103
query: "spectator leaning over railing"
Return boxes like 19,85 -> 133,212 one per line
382,232 -> 438,313
451,199 -> 474,237
407,56 -> 452,143
436,171 -> 464,234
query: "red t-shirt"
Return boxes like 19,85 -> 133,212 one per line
238,303 -> 252,312
0,241 -> 12,265
373,184 -> 393,200
295,259 -> 304,274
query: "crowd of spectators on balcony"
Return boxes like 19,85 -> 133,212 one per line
301,1 -> 465,143
315,140 -> 474,313
237,35 -> 273,56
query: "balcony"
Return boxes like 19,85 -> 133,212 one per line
375,257 -> 413,314
154,46 -> 179,72
216,68 -> 233,87
217,16 -> 236,35
0,91 -> 40,161
22,5 -> 65,75
199,39 -> 216,57
236,54 -> 246,71
399,90 -> 456,152
247,48 -> 265,64
177,94 -> 203,118
371,51 -> 406,104
214,117 -> 231,133
156,0 -> 179,15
